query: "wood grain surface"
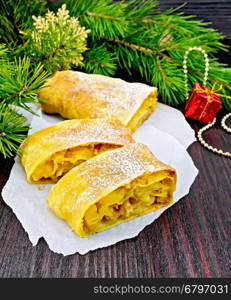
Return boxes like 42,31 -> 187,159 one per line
0,114 -> 230,278
0,1 -> 231,278
158,0 -> 231,39
0,116 -> 231,278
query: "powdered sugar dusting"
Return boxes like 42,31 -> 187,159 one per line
68,71 -> 156,123
64,143 -> 167,206
22,118 -> 134,171
48,119 -> 133,146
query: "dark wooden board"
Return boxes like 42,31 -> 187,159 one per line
0,1 -> 231,278
158,0 -> 231,38
0,114 -> 230,278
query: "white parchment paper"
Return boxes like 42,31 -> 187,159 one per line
2,104 -> 198,255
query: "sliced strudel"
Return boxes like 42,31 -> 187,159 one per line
39,71 -> 157,132
47,143 -> 177,237
21,118 -> 134,183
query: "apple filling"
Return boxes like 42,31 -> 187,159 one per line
81,171 -> 175,236
31,143 -> 118,183
128,92 -> 157,132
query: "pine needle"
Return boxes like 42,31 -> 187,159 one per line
0,102 -> 29,158
0,56 -> 49,113
83,43 -> 117,76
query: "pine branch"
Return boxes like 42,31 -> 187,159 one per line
66,0 -> 130,39
0,57 -> 49,113
104,7 -> 231,110
36,1 -> 231,112
66,0 -> 159,39
82,43 -> 117,76
124,0 -> 159,18
0,102 -> 29,158
85,11 -> 119,21
1,0 -> 231,112
0,0 -> 47,45
104,37 -> 156,55
24,4 -> 90,73
0,44 -> 8,61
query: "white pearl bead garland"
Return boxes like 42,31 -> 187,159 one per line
183,46 -> 209,98
221,112 -> 231,133
197,114 -> 231,158
184,46 -> 230,158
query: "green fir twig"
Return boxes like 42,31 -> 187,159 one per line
0,56 -> 50,113
0,102 -> 29,158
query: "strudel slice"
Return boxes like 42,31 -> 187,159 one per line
21,118 -> 134,183
39,71 -> 157,132
47,143 -> 177,237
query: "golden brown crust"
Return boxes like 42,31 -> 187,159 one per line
47,143 -> 176,237
39,71 -> 157,130
21,118 -> 134,183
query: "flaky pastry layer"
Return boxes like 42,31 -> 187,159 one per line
47,143 -> 177,237
39,71 -> 158,132
20,118 -> 134,183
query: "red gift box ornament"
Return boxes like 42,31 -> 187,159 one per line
183,46 -> 222,124
185,83 -> 222,124
182,46 -> 231,158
